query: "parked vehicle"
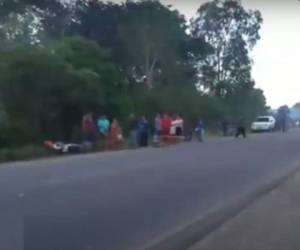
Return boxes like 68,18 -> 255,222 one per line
251,116 -> 276,132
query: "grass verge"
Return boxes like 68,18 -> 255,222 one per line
0,145 -> 53,163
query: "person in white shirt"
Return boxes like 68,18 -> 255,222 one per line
171,115 -> 184,136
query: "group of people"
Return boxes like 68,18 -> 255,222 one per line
159,114 -> 204,142
82,113 -> 123,150
129,113 -> 206,148
43,112 -> 248,155
141,114 -> 186,146
130,114 -> 184,147
81,111 -> 251,152
82,112 -> 206,150
154,114 -> 184,136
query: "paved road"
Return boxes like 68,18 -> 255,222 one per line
189,171 -> 300,250
2,131 -> 300,250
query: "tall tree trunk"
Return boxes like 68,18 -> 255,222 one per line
144,53 -> 157,89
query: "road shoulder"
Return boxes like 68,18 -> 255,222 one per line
189,171 -> 300,250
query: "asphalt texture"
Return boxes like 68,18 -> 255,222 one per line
2,131 -> 300,250
189,168 -> 300,250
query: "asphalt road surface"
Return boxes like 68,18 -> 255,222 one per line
2,131 -> 300,250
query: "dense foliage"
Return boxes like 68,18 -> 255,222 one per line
0,0 -> 266,146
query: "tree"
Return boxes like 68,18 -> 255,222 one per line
117,1 -> 190,88
277,105 -> 290,121
55,37 -> 132,121
0,46 -> 70,143
68,1 -> 125,64
0,7 -> 41,48
233,88 -> 266,123
276,105 -> 290,131
0,37 -> 129,143
69,0 -> 209,89
0,0 -> 268,147
0,0 -> 71,46
191,0 -> 263,97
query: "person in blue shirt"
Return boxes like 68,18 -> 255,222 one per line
137,116 -> 150,147
195,119 -> 204,142
97,116 -> 110,138
154,113 -> 161,136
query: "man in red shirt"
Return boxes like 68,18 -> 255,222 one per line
161,114 -> 172,135
82,112 -> 97,145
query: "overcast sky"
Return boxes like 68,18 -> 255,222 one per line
112,0 -> 300,108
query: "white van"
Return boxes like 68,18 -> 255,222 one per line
251,116 -> 276,132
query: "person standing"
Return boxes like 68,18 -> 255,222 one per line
128,114 -> 138,148
184,118 -> 193,141
107,118 -> 123,150
153,113 -> 161,146
235,118 -> 246,138
154,113 -> 161,135
195,119 -> 204,142
138,116 -> 150,147
281,117 -> 287,133
97,116 -> 110,138
81,112 -> 97,146
175,114 -> 184,136
170,115 -> 177,136
161,114 -> 172,136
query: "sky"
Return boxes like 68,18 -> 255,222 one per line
112,0 -> 300,108
158,0 -> 300,108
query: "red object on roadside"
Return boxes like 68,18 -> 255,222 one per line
106,119 -> 123,150
161,115 -> 172,135
82,113 -> 97,135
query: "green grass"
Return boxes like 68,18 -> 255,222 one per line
0,145 -> 52,163
0,131 -> 225,165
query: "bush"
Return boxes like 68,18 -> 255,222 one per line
0,145 -> 51,163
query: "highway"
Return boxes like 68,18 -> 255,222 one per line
1,131 -> 300,250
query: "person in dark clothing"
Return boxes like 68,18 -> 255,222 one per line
280,118 -> 287,133
235,118 -> 246,138
154,113 -> 161,136
174,114 -> 184,136
153,113 -> 161,146
195,119 -> 204,142
81,112 -> 97,145
138,116 -> 149,147
128,114 -> 138,148
183,118 -> 193,141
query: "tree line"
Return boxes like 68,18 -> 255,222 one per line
0,0 -> 267,146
